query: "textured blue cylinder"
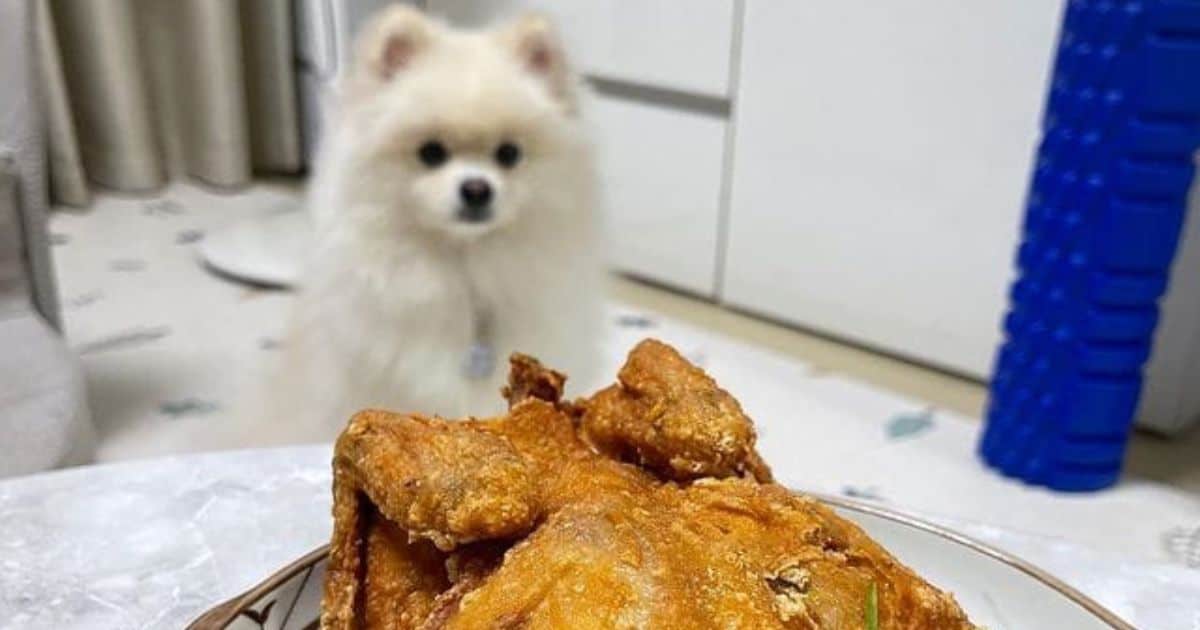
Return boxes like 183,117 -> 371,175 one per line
980,0 -> 1200,492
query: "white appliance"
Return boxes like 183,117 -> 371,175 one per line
1140,196 -> 1200,434
293,0 -> 417,160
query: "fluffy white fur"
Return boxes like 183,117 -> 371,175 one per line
244,8 -> 602,443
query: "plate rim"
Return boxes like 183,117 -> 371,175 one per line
186,494 -> 1134,630
186,544 -> 330,630
816,494 -> 1134,630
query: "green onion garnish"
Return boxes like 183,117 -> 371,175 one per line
865,581 -> 879,630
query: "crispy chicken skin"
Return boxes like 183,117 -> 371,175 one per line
579,340 -> 773,483
321,339 -> 975,629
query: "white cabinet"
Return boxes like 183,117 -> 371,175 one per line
721,1 -> 1062,376
590,94 -> 727,296
426,0 -> 736,97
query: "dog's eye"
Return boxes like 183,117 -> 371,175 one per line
417,141 -> 449,168
494,142 -> 521,168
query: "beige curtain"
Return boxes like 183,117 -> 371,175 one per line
37,0 -> 303,206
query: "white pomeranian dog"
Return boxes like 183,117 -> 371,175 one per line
245,7 -> 602,443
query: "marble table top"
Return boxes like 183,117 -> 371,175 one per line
2,446 -> 1199,629
1,447 -> 334,630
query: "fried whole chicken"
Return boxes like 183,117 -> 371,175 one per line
321,339 -> 975,629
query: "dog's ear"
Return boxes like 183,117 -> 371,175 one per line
355,6 -> 434,82
499,14 -> 576,109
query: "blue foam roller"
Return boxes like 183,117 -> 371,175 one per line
979,0 -> 1200,492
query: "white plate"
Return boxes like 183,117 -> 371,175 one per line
187,495 -> 1131,629
198,206 -> 311,289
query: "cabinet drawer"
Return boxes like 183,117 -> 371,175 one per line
591,93 -> 727,295
427,0 -> 736,97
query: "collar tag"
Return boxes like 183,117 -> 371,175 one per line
463,341 -> 496,380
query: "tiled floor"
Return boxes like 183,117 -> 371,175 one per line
47,182 -> 1200,571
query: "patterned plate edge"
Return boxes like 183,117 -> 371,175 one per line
187,495 -> 1134,629
186,545 -> 330,630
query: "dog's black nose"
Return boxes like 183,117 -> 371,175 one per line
459,178 -> 493,209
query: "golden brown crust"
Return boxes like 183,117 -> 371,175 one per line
580,339 -> 773,482
320,474 -> 365,630
335,410 -> 540,550
362,513 -> 449,629
415,542 -> 506,630
320,339 -> 973,629
501,352 -> 566,407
